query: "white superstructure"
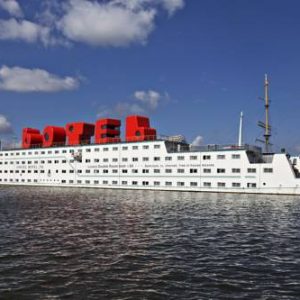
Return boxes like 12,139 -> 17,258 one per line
1,140 -> 300,195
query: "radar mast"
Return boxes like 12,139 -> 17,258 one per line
258,74 -> 272,153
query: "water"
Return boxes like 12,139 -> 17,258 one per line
0,186 -> 300,299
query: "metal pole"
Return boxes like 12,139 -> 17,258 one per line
238,111 -> 243,147
264,74 -> 271,153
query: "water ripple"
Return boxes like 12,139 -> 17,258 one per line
1,186 -> 300,299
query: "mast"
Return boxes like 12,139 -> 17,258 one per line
264,74 -> 271,152
238,111 -> 243,147
258,74 -> 272,153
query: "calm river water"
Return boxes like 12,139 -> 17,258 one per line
0,186 -> 300,299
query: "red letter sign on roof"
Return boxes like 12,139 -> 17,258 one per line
22,128 -> 43,149
65,122 -> 95,146
43,126 -> 66,148
95,119 -> 121,144
125,115 -> 156,142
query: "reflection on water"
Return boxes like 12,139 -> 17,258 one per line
0,186 -> 300,299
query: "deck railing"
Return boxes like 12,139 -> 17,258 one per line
0,134 -> 262,154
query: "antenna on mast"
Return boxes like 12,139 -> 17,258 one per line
238,111 -> 243,147
257,74 -> 272,153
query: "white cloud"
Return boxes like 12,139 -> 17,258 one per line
97,102 -> 145,118
0,0 -> 23,17
0,114 -> 13,134
57,0 -> 156,47
0,65 -> 79,92
0,0 -> 186,47
0,18 -> 51,45
113,0 -> 185,15
134,90 -> 161,110
191,135 -> 203,147
97,89 -> 167,118
161,0 -> 185,15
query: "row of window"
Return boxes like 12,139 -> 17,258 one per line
0,144 -> 163,157
0,178 -> 256,188
0,167 -> 273,175
1,151 -> 242,163
0,155 -> 194,163
0,159 -> 69,165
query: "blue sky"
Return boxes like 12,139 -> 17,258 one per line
0,0 -> 300,153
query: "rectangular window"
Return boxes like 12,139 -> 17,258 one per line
177,169 -> 184,173
94,180 -> 99,184
166,169 -> 172,173
132,181 -> 138,185
142,169 -> 149,173
165,156 -> 172,161
190,156 -> 198,160
132,158 -> 138,162
232,154 -> 241,159
177,182 -> 185,186
178,156 -> 184,161
247,183 -> 257,188
203,155 -> 211,160
142,181 -> 149,186
122,158 -> 128,162
218,182 -> 226,187
122,146 -> 128,150
217,168 -> 225,173
247,168 -> 256,173
122,169 -> 128,173
143,157 -> 149,161
154,145 -> 160,149
112,158 -> 118,162
154,169 -> 160,173
133,146 -> 138,150
190,169 -> 197,173
154,181 -> 160,186
113,147 -> 118,151
122,181 -> 127,185
154,157 -> 160,161
232,168 -> 240,173
143,145 -> 149,150
112,169 -> 118,173
165,182 -> 172,186
190,182 -> 198,187
103,148 -> 109,152
132,169 -> 138,173
264,168 -> 273,173
217,155 -> 225,159
103,170 -> 108,173
232,182 -> 241,187
103,158 -> 109,162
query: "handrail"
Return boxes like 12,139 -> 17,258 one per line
0,137 -> 262,154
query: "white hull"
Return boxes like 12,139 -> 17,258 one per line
1,140 -> 300,195
1,182 -> 300,196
